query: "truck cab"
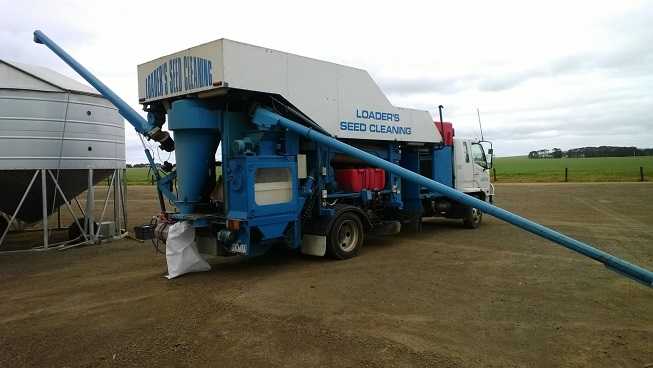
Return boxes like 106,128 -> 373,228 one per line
412,135 -> 493,230
453,138 -> 494,203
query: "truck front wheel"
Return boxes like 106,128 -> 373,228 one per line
462,207 -> 482,229
326,212 -> 364,259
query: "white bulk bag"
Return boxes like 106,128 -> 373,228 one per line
165,221 -> 211,279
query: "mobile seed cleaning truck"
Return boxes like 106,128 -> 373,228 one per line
33,31 -> 653,286
135,38 -> 494,258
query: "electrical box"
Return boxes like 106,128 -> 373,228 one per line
98,221 -> 116,238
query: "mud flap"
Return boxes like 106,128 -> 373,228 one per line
301,234 -> 326,256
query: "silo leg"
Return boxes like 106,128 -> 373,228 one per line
41,169 -> 48,249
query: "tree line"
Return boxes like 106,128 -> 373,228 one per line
528,146 -> 653,159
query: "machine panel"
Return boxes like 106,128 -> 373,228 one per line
138,39 -> 442,144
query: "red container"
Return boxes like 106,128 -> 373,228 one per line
365,168 -> 385,190
434,121 -> 455,146
336,169 -> 364,192
336,168 -> 385,192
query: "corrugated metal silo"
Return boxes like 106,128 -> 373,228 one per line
0,60 -> 126,250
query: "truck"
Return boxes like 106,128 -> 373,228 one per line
134,38 -> 494,258
33,31 -> 653,286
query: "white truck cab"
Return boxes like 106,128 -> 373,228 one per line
437,138 -> 494,229
453,138 -> 494,202
422,137 -> 494,229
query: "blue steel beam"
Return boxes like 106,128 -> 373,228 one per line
253,107 -> 653,288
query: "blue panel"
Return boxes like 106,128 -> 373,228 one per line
432,146 -> 453,188
168,99 -> 223,129
400,149 -> 422,214
226,158 -> 249,219
226,155 -> 300,248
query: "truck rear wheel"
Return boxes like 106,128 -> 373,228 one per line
462,207 -> 482,229
326,212 -> 364,259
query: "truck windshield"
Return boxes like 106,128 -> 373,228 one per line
471,144 -> 487,168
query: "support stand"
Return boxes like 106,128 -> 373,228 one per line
0,168 -> 127,253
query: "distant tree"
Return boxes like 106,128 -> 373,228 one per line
565,146 -> 648,158
528,151 -> 539,159
537,149 -> 552,158
552,148 -> 563,159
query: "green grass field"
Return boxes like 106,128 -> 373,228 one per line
125,167 -> 156,185
493,156 -> 653,182
125,167 -> 222,185
125,156 -> 653,185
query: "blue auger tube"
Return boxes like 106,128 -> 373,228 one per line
253,107 -> 653,288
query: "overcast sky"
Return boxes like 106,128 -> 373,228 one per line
2,0 -> 652,162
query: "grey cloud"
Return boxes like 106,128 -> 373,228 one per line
476,78 -> 652,118
479,7 -> 653,93
451,82 -> 652,154
475,103 -> 651,143
378,75 -> 475,96
476,69 -> 538,92
382,31 -> 653,96
476,49 -> 652,93
0,3 -> 96,75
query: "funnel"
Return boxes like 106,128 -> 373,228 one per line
168,100 -> 221,214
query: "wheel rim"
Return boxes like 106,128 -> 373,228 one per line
336,219 -> 360,252
471,208 -> 481,223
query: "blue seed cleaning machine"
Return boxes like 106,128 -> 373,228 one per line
33,30 -> 653,287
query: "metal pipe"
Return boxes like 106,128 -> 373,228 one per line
138,134 -> 166,212
121,168 -> 128,231
47,170 -> 88,243
253,107 -> 653,287
113,168 -> 120,236
95,171 -> 115,239
33,30 -> 173,153
73,196 -> 86,219
0,170 -> 40,247
34,31 -> 148,134
41,169 -> 48,248
86,168 -> 95,243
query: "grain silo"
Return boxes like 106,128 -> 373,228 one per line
0,59 -> 126,251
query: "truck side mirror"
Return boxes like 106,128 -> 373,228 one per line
484,147 -> 494,169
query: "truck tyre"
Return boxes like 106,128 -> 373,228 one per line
462,207 -> 482,229
326,212 -> 364,259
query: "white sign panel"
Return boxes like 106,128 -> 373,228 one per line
138,39 -> 442,144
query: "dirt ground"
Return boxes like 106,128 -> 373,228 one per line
1,183 -> 652,367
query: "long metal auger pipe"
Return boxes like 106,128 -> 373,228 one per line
253,107 -> 653,288
34,30 -> 172,212
33,30 -> 174,152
